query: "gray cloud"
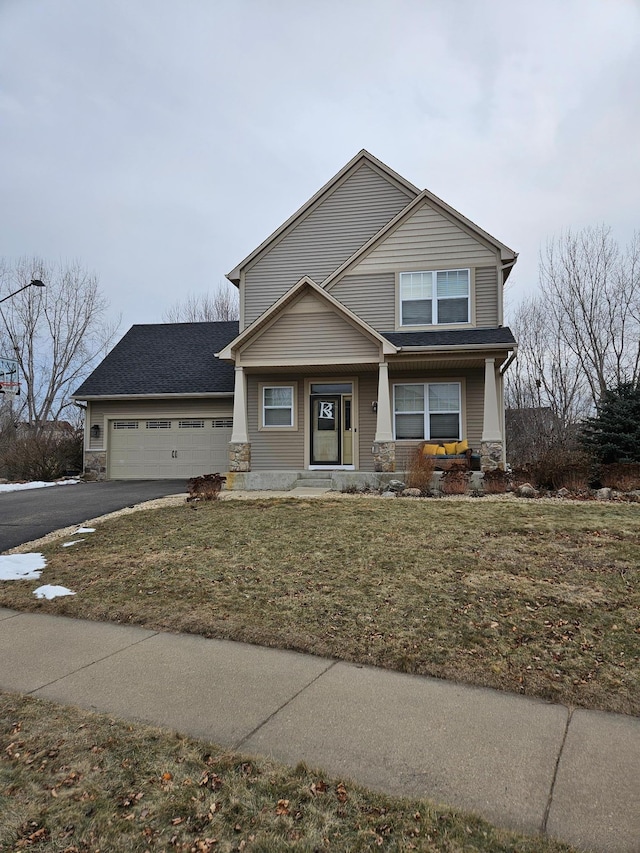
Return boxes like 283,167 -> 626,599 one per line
1,0 -> 638,334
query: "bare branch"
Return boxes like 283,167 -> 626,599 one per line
163,282 -> 239,323
0,257 -> 120,427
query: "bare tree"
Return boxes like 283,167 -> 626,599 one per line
506,226 -> 640,465
505,296 -> 591,465
0,257 -> 119,427
540,226 -> 640,404
163,282 -> 239,323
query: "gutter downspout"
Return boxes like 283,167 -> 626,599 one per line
499,347 -> 517,375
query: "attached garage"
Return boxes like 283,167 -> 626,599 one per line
73,321 -> 239,481
109,416 -> 233,479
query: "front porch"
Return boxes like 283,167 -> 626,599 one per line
224,467 -> 486,493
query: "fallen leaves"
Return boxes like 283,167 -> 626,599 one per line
199,770 -> 223,790
275,798 -> 290,815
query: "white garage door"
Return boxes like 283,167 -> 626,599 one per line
108,417 -> 233,479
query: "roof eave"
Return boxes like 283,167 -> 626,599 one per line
392,342 -> 516,354
72,392 -> 234,401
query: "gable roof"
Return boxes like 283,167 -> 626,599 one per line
73,321 -> 238,398
226,150 -> 419,283
324,190 -> 518,291
217,276 -> 397,360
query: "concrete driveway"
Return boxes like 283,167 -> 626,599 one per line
0,480 -> 187,552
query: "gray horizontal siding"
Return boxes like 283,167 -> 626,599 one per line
247,376 -> 304,470
357,373 -> 378,472
243,163 -> 413,327
475,266 -> 499,327
241,311 -> 379,365
351,203 -> 497,274
331,273 -> 395,333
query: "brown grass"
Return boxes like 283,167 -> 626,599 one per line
0,693 -> 577,852
1,498 -> 638,715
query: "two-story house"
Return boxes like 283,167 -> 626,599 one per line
74,151 -> 517,487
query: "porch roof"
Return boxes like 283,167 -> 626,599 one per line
382,327 -> 516,349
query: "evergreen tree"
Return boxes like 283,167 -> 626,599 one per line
581,383 -> 640,463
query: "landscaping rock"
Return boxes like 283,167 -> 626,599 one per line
595,487 -> 613,501
628,490 -> 640,502
556,488 -> 571,499
381,490 -> 396,498
386,479 -> 406,492
516,483 -> 538,498
401,488 -> 422,498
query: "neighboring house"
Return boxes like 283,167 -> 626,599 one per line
73,150 -> 518,486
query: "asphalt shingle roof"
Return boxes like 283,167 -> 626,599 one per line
73,321 -> 238,397
382,327 -> 517,348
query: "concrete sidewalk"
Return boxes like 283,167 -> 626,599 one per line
0,608 -> 638,852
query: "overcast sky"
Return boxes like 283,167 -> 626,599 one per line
1,0 -> 639,338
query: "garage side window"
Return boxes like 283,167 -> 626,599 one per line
261,385 -> 296,430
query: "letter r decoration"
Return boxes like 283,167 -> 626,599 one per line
319,401 -> 334,419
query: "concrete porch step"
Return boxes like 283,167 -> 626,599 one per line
296,471 -> 333,480
290,478 -> 333,489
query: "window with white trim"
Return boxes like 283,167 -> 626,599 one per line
262,386 -> 294,427
393,382 -> 461,441
400,269 -> 470,325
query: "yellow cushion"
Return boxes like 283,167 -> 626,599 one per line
444,442 -> 458,455
455,439 -> 469,454
436,445 -> 447,456
422,443 -> 439,455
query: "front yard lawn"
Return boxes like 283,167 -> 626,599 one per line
1,497 -> 638,715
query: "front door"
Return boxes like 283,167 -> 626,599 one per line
311,395 -> 341,464
310,382 -> 354,466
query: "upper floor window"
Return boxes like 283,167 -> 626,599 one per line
400,269 -> 470,326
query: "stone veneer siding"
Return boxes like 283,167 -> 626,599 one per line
480,440 -> 503,471
372,441 -> 395,472
229,442 -> 251,472
84,450 -> 107,481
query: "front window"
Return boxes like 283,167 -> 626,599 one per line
394,382 -> 461,441
262,386 -> 294,427
400,269 -> 469,325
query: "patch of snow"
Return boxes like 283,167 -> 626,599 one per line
0,479 -> 80,493
62,539 -> 84,547
33,584 -> 76,600
74,527 -> 95,533
0,553 -> 47,580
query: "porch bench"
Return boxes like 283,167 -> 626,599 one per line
419,441 -> 481,471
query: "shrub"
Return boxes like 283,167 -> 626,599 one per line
482,469 -> 508,494
186,472 -> 227,501
404,447 -> 435,494
530,448 -> 592,491
599,462 -> 640,491
440,469 -> 468,496
0,429 -> 82,481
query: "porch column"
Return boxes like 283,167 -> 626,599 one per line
229,366 -> 251,472
481,357 -> 502,471
373,362 -> 395,472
